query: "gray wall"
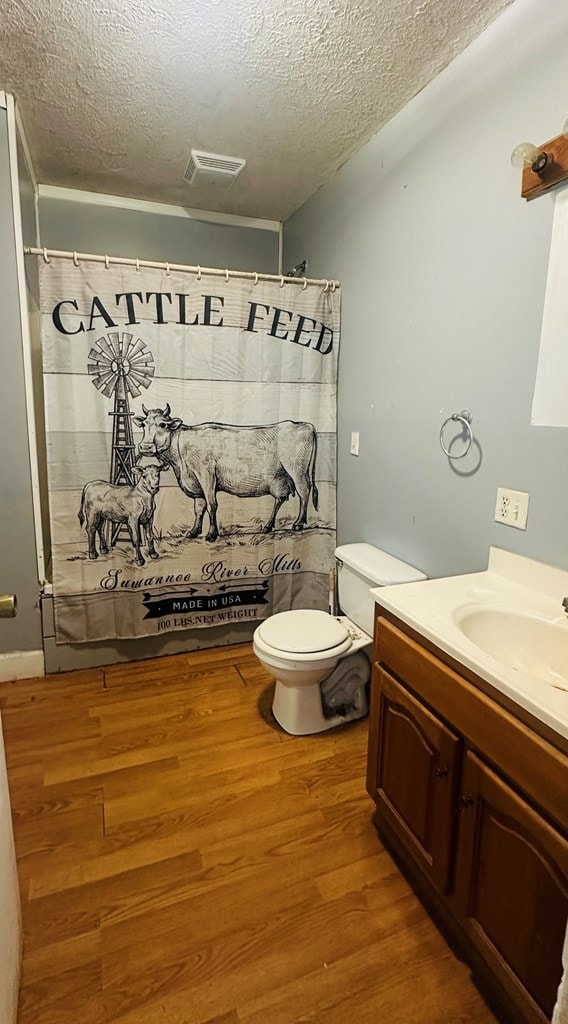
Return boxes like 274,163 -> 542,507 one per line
16,134 -> 36,247
39,198 -> 279,272
19,129 -> 51,581
0,107 -> 42,654
284,0 -> 568,580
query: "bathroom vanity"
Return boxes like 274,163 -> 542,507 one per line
367,549 -> 568,1024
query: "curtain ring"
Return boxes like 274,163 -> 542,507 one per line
42,247 -> 50,264
253,272 -> 259,286
72,251 -> 79,267
104,254 -> 110,270
225,269 -> 230,282
302,277 -> 308,290
165,261 -> 170,277
136,258 -> 140,273
279,275 -> 285,288
196,265 -> 202,281
331,281 -> 337,293
323,279 -> 330,293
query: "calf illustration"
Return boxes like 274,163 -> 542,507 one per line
135,405 -> 318,542
78,465 -> 166,566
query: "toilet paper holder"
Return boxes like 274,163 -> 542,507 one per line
0,594 -> 17,618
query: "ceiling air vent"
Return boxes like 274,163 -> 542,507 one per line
183,150 -> 246,189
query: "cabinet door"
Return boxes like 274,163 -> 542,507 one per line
369,667 -> 461,893
454,751 -> 568,1023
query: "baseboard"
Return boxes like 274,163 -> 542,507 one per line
0,649 -> 45,682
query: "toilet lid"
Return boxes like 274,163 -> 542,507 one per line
257,610 -> 349,654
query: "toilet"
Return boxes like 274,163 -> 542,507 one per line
253,543 -> 427,735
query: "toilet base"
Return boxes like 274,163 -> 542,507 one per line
272,677 -> 368,736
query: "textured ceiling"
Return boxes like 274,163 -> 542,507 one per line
1,0 -> 514,221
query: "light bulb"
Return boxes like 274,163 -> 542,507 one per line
510,142 -> 548,173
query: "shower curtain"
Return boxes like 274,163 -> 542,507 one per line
39,258 -> 339,643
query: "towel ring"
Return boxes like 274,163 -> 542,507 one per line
440,409 -> 474,459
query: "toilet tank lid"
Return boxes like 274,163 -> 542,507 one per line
335,543 -> 427,586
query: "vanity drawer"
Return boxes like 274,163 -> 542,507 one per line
374,616 -> 568,834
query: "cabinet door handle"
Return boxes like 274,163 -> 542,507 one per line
434,766 -> 448,778
459,793 -> 474,808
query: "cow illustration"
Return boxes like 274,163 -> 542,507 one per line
78,464 -> 167,566
134,404 -> 319,542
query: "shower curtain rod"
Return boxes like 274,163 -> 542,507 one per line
24,247 -> 340,290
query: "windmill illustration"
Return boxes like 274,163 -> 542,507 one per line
87,331 -> 154,546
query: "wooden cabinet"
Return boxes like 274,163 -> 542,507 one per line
367,611 -> 568,1024
454,752 -> 568,1022
369,668 -> 460,892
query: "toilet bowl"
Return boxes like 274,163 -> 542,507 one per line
254,609 -> 372,735
253,543 -> 427,736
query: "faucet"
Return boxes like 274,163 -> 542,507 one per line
563,597 -> 568,616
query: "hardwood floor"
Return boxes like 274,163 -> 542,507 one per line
1,643 -> 500,1024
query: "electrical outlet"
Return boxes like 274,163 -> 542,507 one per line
350,431 -> 360,456
494,487 -> 529,530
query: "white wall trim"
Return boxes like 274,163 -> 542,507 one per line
0,649 -> 45,682
38,184 -> 281,234
0,92 -> 6,110
6,94 -> 46,585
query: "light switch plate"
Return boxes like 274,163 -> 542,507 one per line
494,487 -> 529,530
350,431 -> 360,456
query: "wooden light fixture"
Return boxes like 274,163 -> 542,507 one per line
511,121 -> 568,200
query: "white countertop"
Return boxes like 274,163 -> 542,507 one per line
371,547 -> 568,742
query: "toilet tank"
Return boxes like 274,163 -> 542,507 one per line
335,543 -> 426,635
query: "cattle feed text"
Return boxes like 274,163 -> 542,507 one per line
51,293 -> 334,354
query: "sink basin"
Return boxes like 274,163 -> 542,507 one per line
371,548 -> 568,740
456,609 -> 568,690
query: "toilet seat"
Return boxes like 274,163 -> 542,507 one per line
254,610 -> 353,663
258,609 -> 349,654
